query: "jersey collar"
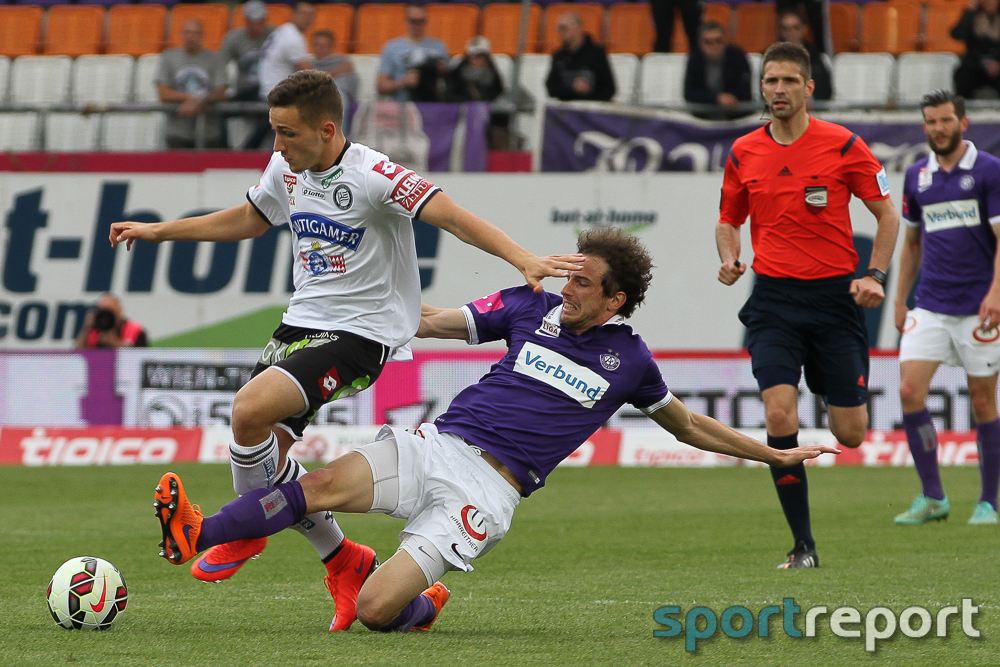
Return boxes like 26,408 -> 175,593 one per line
311,140 -> 353,177
926,140 -> 978,174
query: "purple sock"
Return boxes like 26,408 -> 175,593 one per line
902,409 -> 945,500
381,592 -> 436,632
977,418 -> 1000,511
195,481 -> 307,552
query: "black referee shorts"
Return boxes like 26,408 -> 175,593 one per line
251,325 -> 389,437
738,274 -> 869,407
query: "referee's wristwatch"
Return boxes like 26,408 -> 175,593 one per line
865,268 -> 887,286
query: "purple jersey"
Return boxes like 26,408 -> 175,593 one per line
434,286 -> 671,496
902,141 -> 1000,316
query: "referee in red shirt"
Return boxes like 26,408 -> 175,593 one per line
716,42 -> 900,569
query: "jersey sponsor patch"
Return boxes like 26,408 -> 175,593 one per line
301,187 -> 325,200
918,166 -> 933,191
922,199 -> 980,233
283,174 -> 297,195
391,172 -> 434,212
333,184 -> 353,210
302,249 -> 346,277
876,167 -> 890,196
805,186 -> 828,207
514,341 -> 608,408
290,213 -> 366,251
472,291 -> 504,313
373,160 -> 405,180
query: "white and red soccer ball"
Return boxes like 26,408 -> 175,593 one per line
46,556 -> 128,630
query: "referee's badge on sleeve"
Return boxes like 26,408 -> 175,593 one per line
876,167 -> 891,196
805,186 -> 828,208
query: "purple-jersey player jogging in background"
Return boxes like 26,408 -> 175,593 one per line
151,228 -> 838,633
894,90 -> 1000,526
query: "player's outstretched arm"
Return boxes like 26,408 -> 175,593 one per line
416,304 -> 470,340
109,201 -> 270,251
851,197 -> 900,308
893,226 -> 923,332
647,398 -> 840,466
418,193 -> 583,292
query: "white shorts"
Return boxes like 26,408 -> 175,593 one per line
899,308 -> 1000,376
354,423 -> 520,582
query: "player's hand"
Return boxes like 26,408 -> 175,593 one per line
522,254 -> 585,293
978,290 -> 1000,332
109,221 -> 161,251
718,259 -> 746,285
894,299 -> 910,333
850,276 -> 885,308
771,445 -> 841,467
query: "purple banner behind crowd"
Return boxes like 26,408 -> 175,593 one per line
541,103 -> 1000,173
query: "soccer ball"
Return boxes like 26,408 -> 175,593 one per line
46,556 -> 128,630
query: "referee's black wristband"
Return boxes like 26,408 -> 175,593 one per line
865,268 -> 887,286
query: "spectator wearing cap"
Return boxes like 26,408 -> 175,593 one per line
446,36 -> 509,149
156,18 -> 228,148
312,30 -> 359,114
683,21 -> 752,120
545,12 -> 616,102
221,0 -> 275,102
377,3 -> 450,102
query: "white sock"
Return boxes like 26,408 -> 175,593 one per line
274,456 -> 346,561
229,432 -> 279,495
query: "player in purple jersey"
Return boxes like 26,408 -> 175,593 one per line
894,90 -> 1000,525
151,229 -> 838,632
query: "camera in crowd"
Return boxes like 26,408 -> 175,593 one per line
92,308 -> 118,332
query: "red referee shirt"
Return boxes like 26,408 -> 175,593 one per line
719,118 -> 890,280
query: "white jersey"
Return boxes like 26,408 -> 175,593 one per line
257,22 -> 310,98
247,142 -> 439,353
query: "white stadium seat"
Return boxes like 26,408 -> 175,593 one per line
45,112 -> 100,151
516,53 -> 552,106
10,55 -> 72,106
492,53 -> 513,90
101,112 -> 166,151
0,112 -> 40,151
609,52 -> 639,104
133,53 -> 161,104
639,53 -> 686,106
747,52 -> 762,102
896,52 -> 961,104
73,55 -> 134,105
832,53 -> 895,106
351,54 -> 380,103
0,56 -> 10,104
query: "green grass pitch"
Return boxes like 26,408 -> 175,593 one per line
0,463 -> 996,667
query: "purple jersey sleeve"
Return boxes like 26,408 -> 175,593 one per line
461,285 -> 550,345
630,354 -> 671,412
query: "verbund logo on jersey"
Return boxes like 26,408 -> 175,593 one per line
289,213 -> 366,251
514,342 -> 608,408
922,199 -> 980,233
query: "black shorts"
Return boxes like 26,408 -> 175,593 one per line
738,274 -> 869,407
252,325 -> 389,437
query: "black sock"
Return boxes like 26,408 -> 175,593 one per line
767,432 -> 814,551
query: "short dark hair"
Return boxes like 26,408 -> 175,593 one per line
576,228 -> 653,319
267,69 -> 344,129
921,89 -> 966,119
699,21 -> 725,38
761,41 -> 811,82
313,29 -> 334,42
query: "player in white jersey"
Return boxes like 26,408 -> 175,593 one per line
109,70 -> 580,630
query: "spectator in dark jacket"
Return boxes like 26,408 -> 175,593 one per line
684,22 -> 752,119
778,10 -> 832,102
952,0 -> 1000,99
545,12 -> 616,102
446,36 -> 504,102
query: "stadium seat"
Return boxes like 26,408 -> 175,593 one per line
832,52 -> 895,106
543,3 -> 605,54
482,3 -> 542,55
73,54 -> 135,105
305,4 -> 355,54
351,54 -> 380,103
860,3 -> 920,54
924,4 -> 966,55
829,2 -> 859,53
492,52 -> 513,89
606,4 -> 655,56
101,112 -> 167,151
638,52 -> 686,105
0,112 -> 39,151
45,113 -> 101,151
673,2 -> 731,54
734,3 -> 776,55
0,6 -> 44,57
43,6 -> 105,57
10,55 -> 72,105
133,53 -> 162,104
107,4 -> 167,56
0,56 -> 9,104
354,4 -> 407,55
747,52 -> 762,102
609,52 -> 638,104
896,52 -> 961,104
168,4 -> 230,51
518,52 -> 552,104
231,3 -> 293,31
426,4 -> 480,56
